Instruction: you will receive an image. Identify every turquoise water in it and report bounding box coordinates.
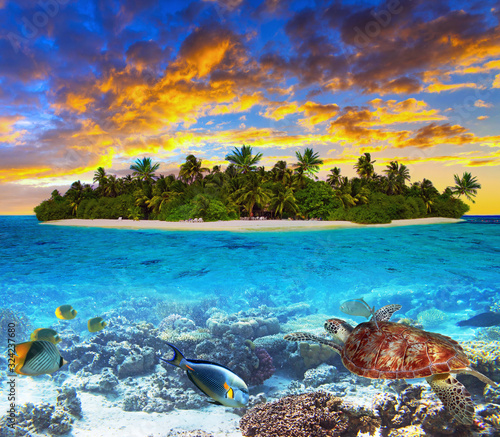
[1,215,499,336]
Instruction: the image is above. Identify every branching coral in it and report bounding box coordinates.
[239,392,380,437]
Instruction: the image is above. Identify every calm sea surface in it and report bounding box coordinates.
[1,215,499,337]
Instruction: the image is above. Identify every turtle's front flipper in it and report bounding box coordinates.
[426,373,475,425]
[284,333,341,354]
[373,304,402,322]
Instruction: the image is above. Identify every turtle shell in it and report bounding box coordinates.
[341,321,470,379]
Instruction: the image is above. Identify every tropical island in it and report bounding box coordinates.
[34,146,480,224]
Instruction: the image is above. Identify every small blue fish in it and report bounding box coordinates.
[160,343,249,408]
[340,298,374,319]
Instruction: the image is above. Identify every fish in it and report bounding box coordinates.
[30,328,61,344]
[13,340,68,376]
[88,317,107,332]
[160,342,249,408]
[55,305,77,320]
[456,311,500,327]
[340,298,375,319]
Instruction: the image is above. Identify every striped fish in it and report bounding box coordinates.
[14,340,68,376]
[160,343,249,408]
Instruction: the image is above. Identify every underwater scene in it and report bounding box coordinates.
[1,215,500,437]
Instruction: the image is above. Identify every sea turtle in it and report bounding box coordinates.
[284,305,498,425]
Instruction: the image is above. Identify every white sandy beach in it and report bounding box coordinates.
[41,217,463,232]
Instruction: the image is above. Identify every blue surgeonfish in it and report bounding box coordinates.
[160,343,249,408]
[13,340,68,376]
[340,298,375,319]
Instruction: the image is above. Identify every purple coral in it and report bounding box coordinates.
[158,314,182,331]
[249,347,276,385]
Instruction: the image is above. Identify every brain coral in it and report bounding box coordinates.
[416,308,448,329]
[239,392,380,437]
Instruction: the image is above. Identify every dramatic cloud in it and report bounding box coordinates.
[0,0,499,214]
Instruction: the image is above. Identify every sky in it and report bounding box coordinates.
[0,0,499,215]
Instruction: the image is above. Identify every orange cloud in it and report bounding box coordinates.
[425,81,481,93]
[298,102,340,126]
[493,74,500,88]
[262,103,299,120]
[0,115,24,143]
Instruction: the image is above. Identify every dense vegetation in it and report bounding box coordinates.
[34,147,480,224]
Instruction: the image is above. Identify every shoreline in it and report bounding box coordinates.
[40,217,464,232]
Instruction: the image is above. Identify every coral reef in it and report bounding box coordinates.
[461,340,500,383]
[63,317,161,377]
[303,364,338,388]
[397,318,424,329]
[206,311,280,340]
[416,308,449,329]
[298,342,337,369]
[240,391,380,437]
[0,387,81,436]
[0,307,31,344]
[372,383,494,436]
[249,347,276,385]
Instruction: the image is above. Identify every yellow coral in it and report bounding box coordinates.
[461,341,500,369]
[159,328,210,344]
[298,342,335,368]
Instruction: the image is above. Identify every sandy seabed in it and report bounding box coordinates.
[41,217,463,232]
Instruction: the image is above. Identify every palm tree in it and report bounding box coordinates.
[270,186,298,219]
[130,157,160,182]
[384,161,410,194]
[333,177,356,208]
[64,180,87,215]
[354,153,376,179]
[294,148,323,178]
[179,155,209,184]
[147,191,176,214]
[413,179,438,212]
[450,172,481,203]
[270,160,288,182]
[225,144,263,174]
[326,167,342,189]
[104,175,120,197]
[233,173,272,217]
[93,167,108,191]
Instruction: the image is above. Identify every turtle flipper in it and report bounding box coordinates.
[284,333,341,354]
[426,373,475,425]
[373,304,402,322]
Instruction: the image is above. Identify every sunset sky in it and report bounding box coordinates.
[1,0,499,215]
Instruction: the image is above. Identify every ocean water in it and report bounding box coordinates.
[1,215,499,338]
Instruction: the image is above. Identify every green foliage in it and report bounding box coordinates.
[33,153,479,223]
[34,198,72,221]
[331,204,392,224]
[76,195,134,219]
[191,195,230,221]
[295,180,342,219]
[161,204,194,221]
[430,195,470,218]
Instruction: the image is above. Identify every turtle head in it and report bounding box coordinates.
[324,318,353,344]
